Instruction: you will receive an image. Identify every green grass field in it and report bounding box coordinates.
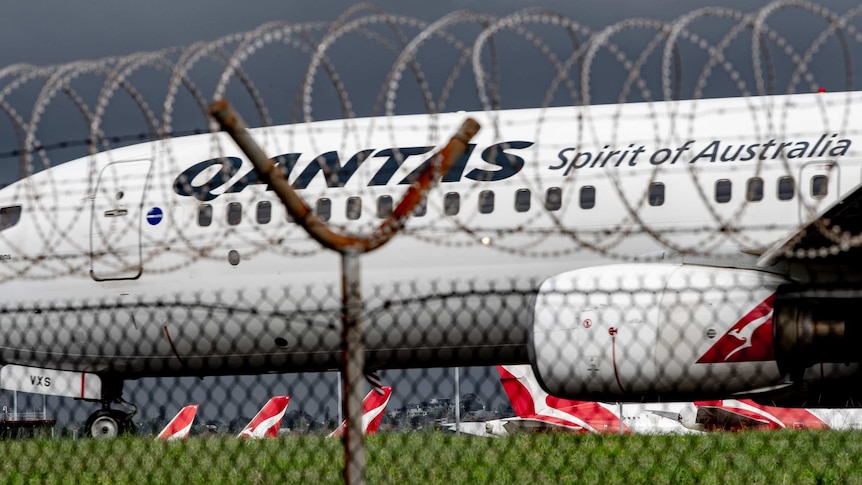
[0,430,859,484]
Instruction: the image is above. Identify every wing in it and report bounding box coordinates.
[758,181,862,268]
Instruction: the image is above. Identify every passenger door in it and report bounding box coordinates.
[90,160,151,280]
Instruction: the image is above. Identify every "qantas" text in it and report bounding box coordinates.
[173,141,533,201]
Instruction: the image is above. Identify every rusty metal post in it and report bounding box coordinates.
[341,249,364,484]
[209,99,478,485]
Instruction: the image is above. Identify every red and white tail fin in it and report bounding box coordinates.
[498,365,545,418]
[498,365,630,433]
[237,396,290,439]
[694,399,828,430]
[329,386,393,437]
[156,404,199,440]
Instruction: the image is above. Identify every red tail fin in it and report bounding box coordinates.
[498,365,540,417]
[156,404,199,440]
[237,396,290,439]
[329,386,393,437]
[695,399,828,430]
[497,365,630,433]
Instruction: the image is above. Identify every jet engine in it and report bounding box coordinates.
[530,263,790,401]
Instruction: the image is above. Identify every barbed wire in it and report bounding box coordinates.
[0,3,862,483]
[0,3,856,283]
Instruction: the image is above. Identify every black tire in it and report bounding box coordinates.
[86,410,121,439]
[86,409,135,438]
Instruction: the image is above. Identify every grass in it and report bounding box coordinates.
[0,430,859,484]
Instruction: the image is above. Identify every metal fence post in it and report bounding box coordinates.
[209,99,478,485]
[341,249,365,484]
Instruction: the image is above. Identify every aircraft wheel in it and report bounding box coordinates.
[87,410,126,439]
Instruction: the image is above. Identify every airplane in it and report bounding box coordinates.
[0,90,860,437]
[445,365,692,437]
[329,386,393,437]
[236,396,290,439]
[495,367,862,435]
[491,364,632,435]
[650,398,862,432]
[155,404,199,440]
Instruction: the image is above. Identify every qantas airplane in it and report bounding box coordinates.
[329,386,393,437]
[154,404,199,440]
[651,398,862,432]
[236,396,290,438]
[447,365,691,437]
[154,396,291,440]
[0,91,860,437]
[496,364,862,435]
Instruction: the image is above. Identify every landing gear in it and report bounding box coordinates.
[86,410,133,439]
[85,377,137,438]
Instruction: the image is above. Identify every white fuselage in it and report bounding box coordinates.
[0,91,857,379]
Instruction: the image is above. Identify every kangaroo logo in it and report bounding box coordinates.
[696,294,775,364]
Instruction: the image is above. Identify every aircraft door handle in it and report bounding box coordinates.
[104,209,128,217]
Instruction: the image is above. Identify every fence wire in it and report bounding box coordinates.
[0,1,862,484]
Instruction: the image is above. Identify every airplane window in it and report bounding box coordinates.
[316,198,331,222]
[0,205,21,232]
[413,198,427,217]
[515,189,531,213]
[746,178,763,202]
[811,175,828,199]
[479,190,494,214]
[545,187,562,211]
[377,195,393,218]
[580,186,596,209]
[198,204,212,227]
[444,192,460,216]
[715,179,732,203]
[648,182,665,206]
[346,197,362,220]
[227,202,242,226]
[256,201,272,224]
[778,176,795,200]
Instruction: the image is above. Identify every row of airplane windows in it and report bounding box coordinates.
[647,174,827,206]
[198,187,571,227]
[195,174,828,227]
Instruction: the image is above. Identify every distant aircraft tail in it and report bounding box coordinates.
[155,404,199,440]
[237,396,290,438]
[498,365,543,417]
[692,399,828,431]
[329,386,393,437]
[497,365,630,433]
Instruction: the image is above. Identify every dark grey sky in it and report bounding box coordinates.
[0,0,790,67]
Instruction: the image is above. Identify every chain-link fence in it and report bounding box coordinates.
[1,2,862,483]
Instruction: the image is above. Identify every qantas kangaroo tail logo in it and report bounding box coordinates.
[498,365,542,417]
[155,404,199,440]
[329,386,393,438]
[237,396,290,439]
[498,365,630,433]
[696,294,776,364]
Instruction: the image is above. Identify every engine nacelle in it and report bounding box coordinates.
[530,263,788,401]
